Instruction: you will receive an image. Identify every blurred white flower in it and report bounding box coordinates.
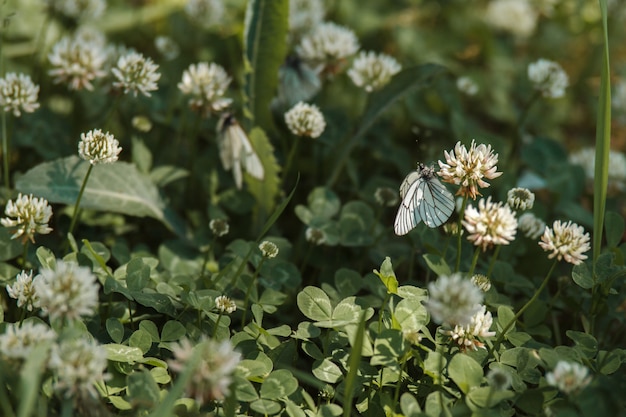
[347,51,401,93]
[178,62,232,116]
[48,34,107,91]
[456,76,479,96]
[507,187,535,211]
[487,368,513,391]
[0,321,56,360]
[185,0,224,29]
[78,129,122,165]
[546,361,591,395]
[296,22,359,68]
[112,52,161,97]
[6,270,40,311]
[440,305,495,351]
[305,227,327,245]
[44,0,106,21]
[155,36,180,61]
[34,260,99,322]
[518,212,546,239]
[0,73,40,117]
[169,337,241,403]
[374,187,399,207]
[485,0,538,38]
[289,0,325,37]
[1,194,53,243]
[463,197,517,251]
[424,273,483,326]
[49,338,109,398]
[209,218,230,237]
[539,220,590,265]
[284,101,326,138]
[528,59,569,99]
[215,295,236,314]
[569,147,626,192]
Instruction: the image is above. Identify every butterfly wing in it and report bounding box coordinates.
[240,133,265,181]
[417,176,455,228]
[399,171,421,200]
[394,173,422,235]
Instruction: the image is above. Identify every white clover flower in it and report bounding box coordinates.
[347,51,401,93]
[217,113,264,189]
[0,321,56,360]
[178,62,232,116]
[6,270,40,311]
[1,194,53,243]
[215,295,236,314]
[402,329,423,345]
[284,101,326,138]
[48,35,108,91]
[0,73,40,117]
[259,241,279,258]
[34,260,99,322]
[440,305,496,351]
[305,227,327,245]
[289,0,325,37]
[528,59,569,99]
[471,274,491,292]
[49,338,109,398]
[456,76,479,96]
[545,361,592,395]
[154,36,180,61]
[424,273,484,326]
[78,129,121,165]
[296,22,360,68]
[111,52,161,97]
[209,219,229,237]
[569,147,626,192]
[487,368,513,391]
[44,0,106,21]
[485,0,538,38]
[507,187,535,211]
[168,337,241,403]
[73,26,107,48]
[518,212,546,239]
[374,187,399,207]
[438,140,502,200]
[539,220,590,265]
[463,197,517,251]
[184,0,224,29]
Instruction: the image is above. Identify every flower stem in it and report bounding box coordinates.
[67,163,94,239]
[212,312,223,338]
[455,196,469,272]
[1,110,8,190]
[468,246,481,276]
[282,134,301,183]
[486,245,502,279]
[241,258,265,329]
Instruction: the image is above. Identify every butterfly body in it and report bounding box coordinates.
[394,163,455,235]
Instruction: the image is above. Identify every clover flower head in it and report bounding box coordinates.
[539,220,590,265]
[424,273,483,326]
[296,22,359,68]
[528,59,569,99]
[112,52,161,97]
[305,227,327,245]
[485,0,538,38]
[259,241,279,258]
[132,115,152,132]
[1,194,53,243]
[49,338,109,398]
[178,62,232,116]
[402,329,423,345]
[440,305,495,351]
[0,321,56,360]
[545,361,592,395]
[48,34,108,91]
[487,368,513,391]
[463,197,517,251]
[209,219,230,237]
[44,0,106,21]
[456,76,479,96]
[0,73,40,117]
[78,129,121,164]
[185,0,224,29]
[34,260,99,322]
[155,36,180,61]
[215,295,236,314]
[6,270,40,311]
[289,0,325,37]
[347,51,401,93]
[374,187,399,207]
[518,212,546,239]
[168,337,241,403]
[507,187,535,211]
[569,147,626,192]
[470,274,491,292]
[284,101,326,138]
[438,140,502,199]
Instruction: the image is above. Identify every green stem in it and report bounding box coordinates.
[467,247,481,276]
[67,163,94,239]
[455,196,469,272]
[485,386,495,408]
[282,134,301,183]
[486,245,502,279]
[1,110,7,190]
[491,259,558,354]
[377,292,392,333]
[241,258,265,329]
[212,312,223,338]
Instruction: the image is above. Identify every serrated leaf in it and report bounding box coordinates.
[246,127,281,225]
[15,156,185,235]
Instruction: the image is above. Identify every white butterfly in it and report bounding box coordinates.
[394,163,455,235]
[217,113,265,189]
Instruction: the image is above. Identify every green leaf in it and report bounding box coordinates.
[605,211,625,248]
[371,329,404,367]
[260,369,298,400]
[566,331,598,357]
[312,358,343,383]
[572,262,593,289]
[15,156,185,236]
[422,254,452,277]
[104,344,144,363]
[131,136,152,174]
[127,370,160,408]
[246,128,282,222]
[126,258,151,291]
[250,399,282,415]
[243,0,288,132]
[149,165,189,187]
[35,246,56,270]
[160,321,186,342]
[106,318,125,344]
[233,376,260,402]
[467,387,515,408]
[448,354,483,394]
[373,257,398,294]
[0,227,22,261]
[497,306,516,334]
[339,201,375,247]
[297,286,333,322]
[236,352,273,378]
[394,298,428,332]
[334,268,362,298]
[400,393,422,417]
[129,329,153,354]
[17,343,51,417]
[139,321,160,342]
[342,312,367,417]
